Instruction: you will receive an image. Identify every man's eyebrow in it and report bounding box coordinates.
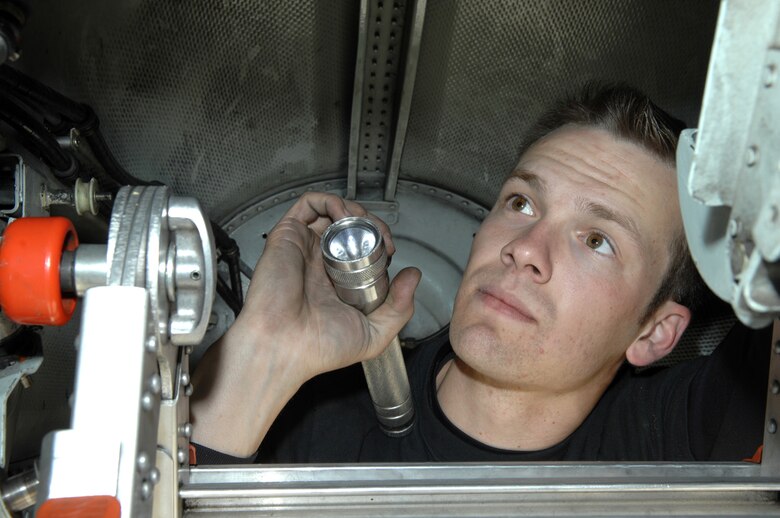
[575,197,642,245]
[509,169,548,195]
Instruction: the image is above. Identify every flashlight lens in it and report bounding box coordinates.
[328,226,377,261]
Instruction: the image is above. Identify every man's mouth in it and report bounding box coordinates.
[478,288,537,323]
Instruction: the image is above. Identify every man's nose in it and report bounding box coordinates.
[500,222,553,283]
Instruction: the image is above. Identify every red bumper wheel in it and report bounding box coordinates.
[0,217,79,325]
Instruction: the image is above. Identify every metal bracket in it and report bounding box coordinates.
[347,0,427,202]
[0,357,42,469]
[762,320,780,474]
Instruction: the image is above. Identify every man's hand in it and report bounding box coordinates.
[191,193,421,456]
[241,193,420,378]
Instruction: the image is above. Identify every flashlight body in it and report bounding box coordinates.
[321,217,415,437]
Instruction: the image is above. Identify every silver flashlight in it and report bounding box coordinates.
[320,216,415,437]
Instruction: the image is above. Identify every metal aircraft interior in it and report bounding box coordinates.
[0,0,777,515]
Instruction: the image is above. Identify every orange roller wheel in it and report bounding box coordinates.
[0,217,79,325]
[38,495,121,518]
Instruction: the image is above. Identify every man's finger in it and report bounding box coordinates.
[363,267,422,359]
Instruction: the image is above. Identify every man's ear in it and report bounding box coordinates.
[625,300,692,367]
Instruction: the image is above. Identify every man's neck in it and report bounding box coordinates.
[435,356,621,451]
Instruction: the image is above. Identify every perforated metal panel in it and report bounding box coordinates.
[400,0,720,207]
[15,1,718,217]
[17,0,359,220]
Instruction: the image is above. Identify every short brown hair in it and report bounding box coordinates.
[522,83,704,323]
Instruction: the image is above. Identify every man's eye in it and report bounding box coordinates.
[508,194,535,216]
[585,232,615,256]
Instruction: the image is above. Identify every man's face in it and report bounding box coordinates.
[449,125,681,393]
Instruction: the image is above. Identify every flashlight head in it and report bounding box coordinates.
[320,217,388,313]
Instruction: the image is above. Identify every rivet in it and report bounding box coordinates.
[148,374,162,395]
[145,337,158,353]
[184,346,193,355]
[772,380,780,395]
[136,452,150,473]
[177,447,187,465]
[746,145,759,167]
[140,481,153,500]
[149,468,160,485]
[774,340,780,355]
[769,418,778,434]
[185,384,194,397]
[179,422,193,438]
[764,63,777,87]
[727,219,741,238]
[141,392,154,411]
[180,372,190,387]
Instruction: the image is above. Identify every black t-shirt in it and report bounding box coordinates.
[242,322,769,463]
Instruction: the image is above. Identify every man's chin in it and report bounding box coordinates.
[448,321,502,356]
